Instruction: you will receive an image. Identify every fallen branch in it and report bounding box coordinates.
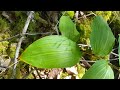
[0,32,54,42]
[34,67,41,79]
[78,44,91,47]
[111,52,119,57]
[0,34,20,42]
[109,63,120,73]
[80,57,91,69]
[25,32,54,35]
[0,61,19,75]
[11,11,34,79]
[75,11,79,22]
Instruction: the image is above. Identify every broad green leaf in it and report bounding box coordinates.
[90,16,115,57]
[19,35,81,68]
[118,34,120,66]
[59,16,80,42]
[82,60,114,79]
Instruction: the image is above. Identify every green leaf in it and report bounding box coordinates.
[118,34,120,66]
[19,35,81,68]
[59,16,80,42]
[82,60,114,79]
[90,16,115,57]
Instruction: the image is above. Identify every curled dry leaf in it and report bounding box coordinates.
[0,55,11,71]
[66,66,78,75]
[48,68,62,79]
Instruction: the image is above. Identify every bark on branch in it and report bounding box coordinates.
[11,11,34,79]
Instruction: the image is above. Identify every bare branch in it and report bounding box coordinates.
[0,32,53,42]
[111,52,119,57]
[78,44,91,47]
[112,48,118,51]
[0,61,19,75]
[11,11,34,79]
[75,11,79,22]
[109,58,118,61]
[0,34,20,42]
[80,60,96,63]
[34,67,41,79]
[80,57,91,68]
[25,32,54,35]
[52,21,59,35]
[109,63,120,73]
[78,11,96,19]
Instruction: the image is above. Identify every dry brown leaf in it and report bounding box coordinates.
[66,66,78,75]
[48,68,62,79]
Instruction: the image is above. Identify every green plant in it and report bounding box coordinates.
[19,15,118,79]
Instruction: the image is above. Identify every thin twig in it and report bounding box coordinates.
[80,57,91,68]
[118,74,120,79]
[80,58,118,63]
[0,61,19,75]
[75,11,79,22]
[109,58,118,61]
[54,11,67,35]
[80,60,96,63]
[25,32,53,35]
[78,44,91,47]
[112,48,118,51]
[111,52,119,57]
[78,11,96,19]
[11,11,34,79]
[53,20,59,35]
[109,63,120,73]
[34,67,41,79]
[109,11,118,25]
[0,34,20,42]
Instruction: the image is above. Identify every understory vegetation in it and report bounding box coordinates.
[0,11,120,79]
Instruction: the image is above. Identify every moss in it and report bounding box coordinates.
[60,72,69,79]
[77,64,85,79]
[79,18,92,45]
[9,43,17,59]
[34,12,40,20]
[0,33,10,55]
[95,11,112,21]
[0,17,9,32]
[61,11,75,19]
[5,68,13,79]
[15,62,22,79]
[78,11,112,45]
[28,21,37,32]
[109,11,120,37]
[12,11,27,33]
[26,73,34,79]
[66,11,75,19]
[13,18,26,33]
[0,18,10,55]
[78,11,112,61]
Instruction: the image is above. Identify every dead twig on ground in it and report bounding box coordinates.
[80,57,91,69]
[0,34,20,42]
[0,61,19,75]
[10,11,34,79]
[75,11,79,22]
[0,32,54,42]
[34,67,41,79]
[111,52,119,57]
